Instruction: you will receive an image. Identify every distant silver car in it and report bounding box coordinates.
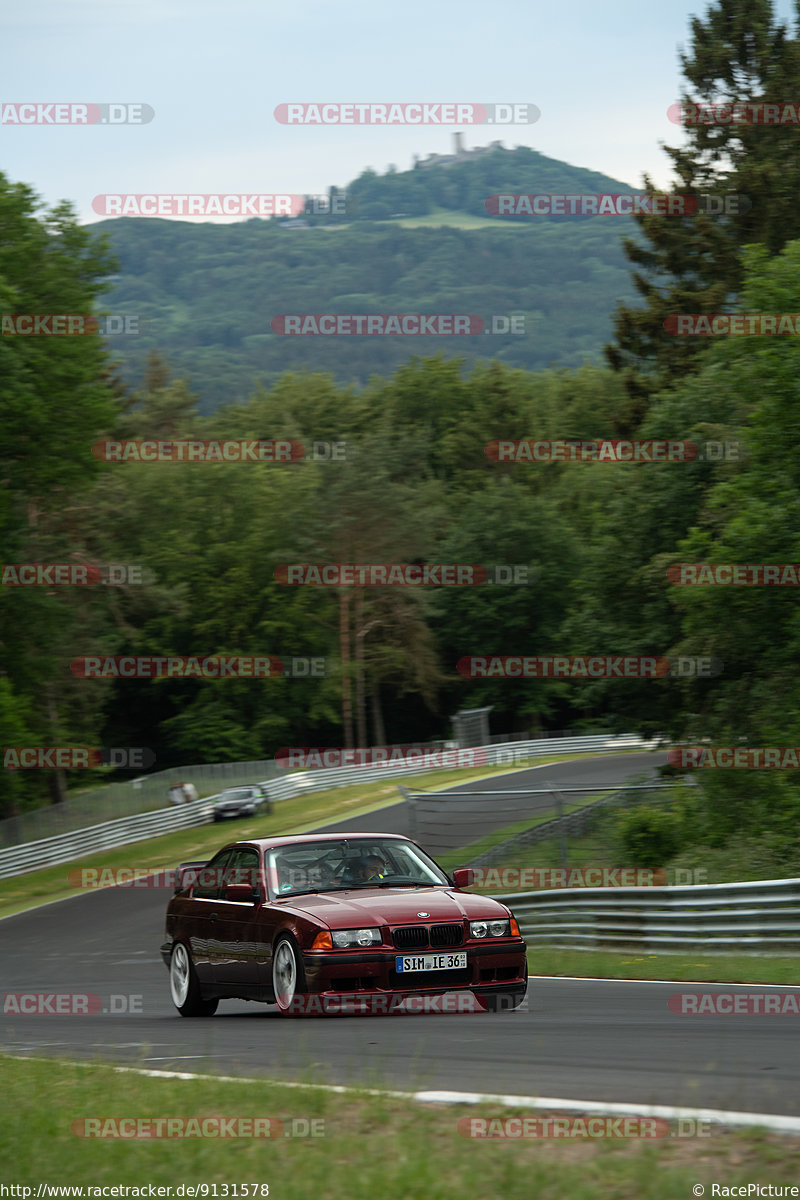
[212,784,272,822]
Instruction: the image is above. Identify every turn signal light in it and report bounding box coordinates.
[311,931,333,950]
[509,917,520,937]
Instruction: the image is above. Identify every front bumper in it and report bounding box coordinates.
[302,939,527,995]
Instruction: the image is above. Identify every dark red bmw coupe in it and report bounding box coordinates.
[161,832,528,1016]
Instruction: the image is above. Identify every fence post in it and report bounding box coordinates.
[397,785,417,841]
[545,779,569,871]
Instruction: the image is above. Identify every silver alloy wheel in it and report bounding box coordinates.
[170,942,191,1008]
[273,939,297,1010]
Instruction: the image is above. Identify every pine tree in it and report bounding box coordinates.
[606,0,800,431]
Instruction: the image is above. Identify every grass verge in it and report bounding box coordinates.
[2,1055,799,1198]
[526,948,800,984]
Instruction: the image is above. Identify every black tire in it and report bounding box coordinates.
[272,935,308,1016]
[169,941,218,1017]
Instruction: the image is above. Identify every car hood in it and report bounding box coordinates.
[278,887,511,926]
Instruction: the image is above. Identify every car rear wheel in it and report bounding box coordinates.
[272,936,308,1015]
[169,942,218,1017]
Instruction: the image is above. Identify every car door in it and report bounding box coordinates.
[211,846,269,988]
[180,847,232,985]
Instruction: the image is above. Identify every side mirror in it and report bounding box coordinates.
[452,868,475,889]
[225,883,260,903]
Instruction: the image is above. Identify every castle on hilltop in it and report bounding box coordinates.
[414,132,505,169]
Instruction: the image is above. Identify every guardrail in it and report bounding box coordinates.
[0,733,658,880]
[499,878,800,953]
[0,759,284,850]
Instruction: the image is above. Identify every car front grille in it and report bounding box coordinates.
[429,923,464,948]
[391,923,464,949]
[392,926,429,949]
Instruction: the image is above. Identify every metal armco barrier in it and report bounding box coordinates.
[500,878,800,953]
[0,734,656,879]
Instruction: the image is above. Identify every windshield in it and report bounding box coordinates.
[266,838,450,897]
[218,788,252,802]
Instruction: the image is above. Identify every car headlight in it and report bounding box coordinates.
[470,919,511,939]
[331,928,382,948]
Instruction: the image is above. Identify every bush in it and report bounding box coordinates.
[614,806,683,870]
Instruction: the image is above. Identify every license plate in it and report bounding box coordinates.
[396,952,467,972]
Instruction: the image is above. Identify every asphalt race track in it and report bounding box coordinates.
[4,752,800,1119]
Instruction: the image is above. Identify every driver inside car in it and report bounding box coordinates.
[348,854,386,884]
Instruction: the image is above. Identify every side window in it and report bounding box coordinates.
[222,848,260,894]
[193,849,231,900]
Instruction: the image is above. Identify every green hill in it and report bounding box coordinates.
[95,144,645,412]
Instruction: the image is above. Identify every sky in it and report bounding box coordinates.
[2,0,798,226]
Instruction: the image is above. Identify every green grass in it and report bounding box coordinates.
[2,1055,799,1197]
[467,823,633,891]
[0,752,627,919]
[527,947,800,983]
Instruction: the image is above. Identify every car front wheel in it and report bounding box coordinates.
[272,936,308,1016]
[169,942,218,1017]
